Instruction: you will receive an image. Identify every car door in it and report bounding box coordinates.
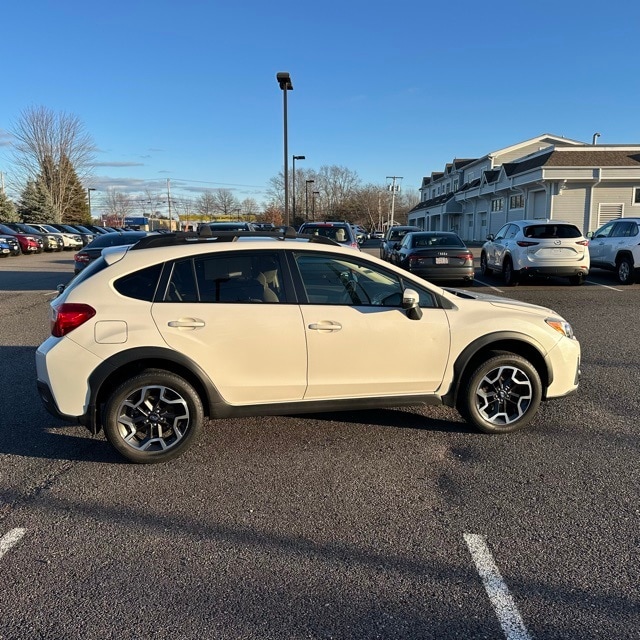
[589,220,616,264]
[291,251,451,399]
[151,250,308,405]
[603,221,635,264]
[487,224,510,269]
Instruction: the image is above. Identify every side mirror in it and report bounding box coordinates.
[586,231,594,239]
[486,234,495,241]
[402,288,423,320]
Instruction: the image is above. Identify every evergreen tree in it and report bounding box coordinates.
[59,154,91,224]
[18,179,54,223]
[0,190,19,223]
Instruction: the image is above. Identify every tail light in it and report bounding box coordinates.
[51,303,96,337]
[457,251,474,263]
[517,241,539,247]
[74,252,90,264]
[575,240,589,246]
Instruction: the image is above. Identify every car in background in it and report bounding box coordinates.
[201,222,256,233]
[50,223,95,246]
[28,223,83,251]
[380,225,421,261]
[5,223,63,252]
[372,230,385,240]
[0,223,43,254]
[588,217,640,284]
[481,220,590,286]
[297,221,360,250]
[0,237,11,257]
[0,234,21,256]
[393,231,475,284]
[73,231,150,274]
[36,227,582,464]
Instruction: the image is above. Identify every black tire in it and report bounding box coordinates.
[503,257,518,286]
[458,353,542,434]
[103,369,204,464]
[616,256,635,285]
[569,273,585,286]
[480,252,491,276]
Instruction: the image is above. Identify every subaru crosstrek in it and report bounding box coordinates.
[36,229,581,463]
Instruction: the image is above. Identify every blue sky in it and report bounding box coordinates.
[1,0,638,212]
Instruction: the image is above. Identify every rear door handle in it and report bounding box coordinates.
[308,321,342,332]
[168,318,206,329]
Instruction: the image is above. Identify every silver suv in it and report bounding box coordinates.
[297,221,359,250]
[36,229,581,463]
[481,220,590,286]
[588,217,640,284]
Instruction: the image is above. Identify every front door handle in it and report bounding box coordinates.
[308,321,342,332]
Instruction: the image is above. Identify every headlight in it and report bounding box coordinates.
[545,317,575,339]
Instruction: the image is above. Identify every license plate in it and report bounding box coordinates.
[435,257,448,264]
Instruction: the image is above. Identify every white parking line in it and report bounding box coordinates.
[464,533,532,640]
[473,279,504,293]
[585,280,623,291]
[0,528,26,560]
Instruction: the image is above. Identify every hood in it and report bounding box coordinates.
[442,287,557,316]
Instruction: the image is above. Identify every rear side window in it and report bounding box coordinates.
[114,264,162,301]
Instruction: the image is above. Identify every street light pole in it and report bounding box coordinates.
[276,72,293,227]
[87,188,96,220]
[305,179,314,220]
[292,155,305,225]
[312,191,320,221]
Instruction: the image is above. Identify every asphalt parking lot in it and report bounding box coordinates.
[0,248,638,639]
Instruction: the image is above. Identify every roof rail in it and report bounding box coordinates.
[130,226,339,251]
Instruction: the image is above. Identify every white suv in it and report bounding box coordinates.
[588,217,640,284]
[36,229,581,463]
[481,220,590,286]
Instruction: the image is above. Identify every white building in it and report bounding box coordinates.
[408,134,640,241]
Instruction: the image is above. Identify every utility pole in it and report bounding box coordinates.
[167,178,173,230]
[0,172,4,195]
[386,176,403,227]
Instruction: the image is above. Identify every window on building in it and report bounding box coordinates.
[453,179,459,191]
[633,187,640,205]
[510,194,524,209]
[491,198,504,212]
[445,184,450,193]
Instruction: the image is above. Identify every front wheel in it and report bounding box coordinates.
[103,369,204,463]
[480,252,491,276]
[458,353,542,434]
[616,256,635,285]
[503,258,518,286]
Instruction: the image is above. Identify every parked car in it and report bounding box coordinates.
[201,222,256,232]
[587,217,640,284]
[0,234,21,256]
[37,227,581,464]
[480,220,590,286]
[393,231,475,284]
[380,225,421,261]
[5,223,63,252]
[0,237,11,257]
[73,231,150,274]
[50,223,95,246]
[297,221,360,250]
[0,223,43,254]
[28,223,83,251]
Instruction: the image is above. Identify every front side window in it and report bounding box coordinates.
[294,253,405,307]
[594,221,616,238]
[494,224,509,240]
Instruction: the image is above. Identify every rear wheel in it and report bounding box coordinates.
[103,369,204,464]
[458,353,542,434]
[616,256,635,285]
[569,273,585,286]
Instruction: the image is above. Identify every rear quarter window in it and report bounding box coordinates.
[114,264,163,301]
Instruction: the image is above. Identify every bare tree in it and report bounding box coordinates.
[10,106,96,223]
[195,190,217,221]
[240,197,259,219]
[212,188,239,217]
[104,188,134,225]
